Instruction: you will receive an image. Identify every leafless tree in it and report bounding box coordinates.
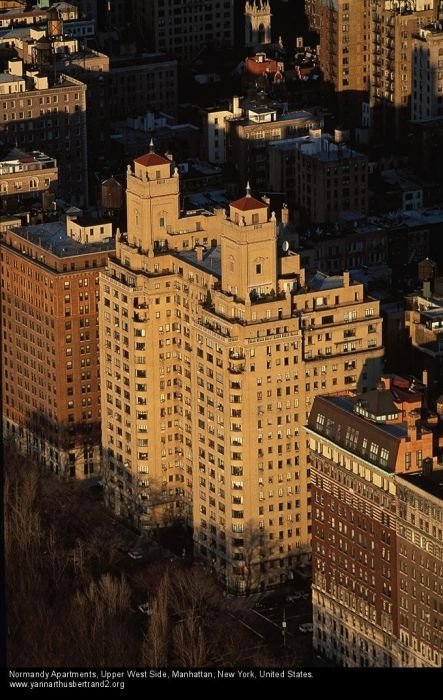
[141,571,170,666]
[243,520,266,594]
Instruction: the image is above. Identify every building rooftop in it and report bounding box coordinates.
[308,271,347,291]
[134,152,171,167]
[184,189,230,210]
[230,194,268,211]
[11,221,114,258]
[0,147,56,170]
[294,133,365,162]
[307,378,428,474]
[400,470,443,501]
[178,246,221,277]
[0,73,23,83]
[110,53,176,69]
[73,215,111,228]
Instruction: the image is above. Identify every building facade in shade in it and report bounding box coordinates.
[0,60,87,206]
[0,218,115,478]
[368,0,437,140]
[412,23,443,122]
[131,0,234,62]
[305,0,321,32]
[224,99,324,190]
[99,146,384,592]
[108,54,178,119]
[319,0,371,126]
[306,379,442,667]
[291,131,368,225]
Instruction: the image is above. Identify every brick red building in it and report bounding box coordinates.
[306,376,442,667]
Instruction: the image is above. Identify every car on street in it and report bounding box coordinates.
[299,622,313,634]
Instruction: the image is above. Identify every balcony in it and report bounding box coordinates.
[229,350,245,360]
[228,363,245,374]
[249,289,286,305]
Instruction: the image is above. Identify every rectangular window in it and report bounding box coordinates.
[380,448,389,467]
[369,442,379,461]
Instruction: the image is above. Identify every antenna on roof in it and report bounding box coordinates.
[246,181,251,197]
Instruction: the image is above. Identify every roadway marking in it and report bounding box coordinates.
[252,609,282,629]
[227,612,265,640]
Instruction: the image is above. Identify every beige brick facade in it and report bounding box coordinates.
[100,149,383,592]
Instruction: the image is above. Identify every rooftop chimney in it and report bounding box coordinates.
[8,59,23,77]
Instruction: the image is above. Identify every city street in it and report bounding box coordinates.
[225,580,326,666]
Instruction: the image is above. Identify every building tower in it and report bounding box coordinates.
[245,0,272,48]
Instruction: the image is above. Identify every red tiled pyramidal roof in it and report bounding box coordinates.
[230,195,268,211]
[134,152,170,167]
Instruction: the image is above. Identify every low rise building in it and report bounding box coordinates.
[0,145,57,214]
[291,131,368,225]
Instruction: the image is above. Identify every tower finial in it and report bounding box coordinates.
[246,181,251,197]
[149,138,154,153]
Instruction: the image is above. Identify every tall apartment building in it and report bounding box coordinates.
[1,217,115,478]
[319,0,371,126]
[292,131,368,225]
[99,146,383,592]
[132,0,235,62]
[306,378,443,667]
[412,23,443,121]
[369,0,437,140]
[0,59,87,206]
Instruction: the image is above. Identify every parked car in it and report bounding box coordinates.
[128,551,143,560]
[299,622,313,634]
